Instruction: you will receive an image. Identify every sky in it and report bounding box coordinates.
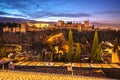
[0,0,120,23]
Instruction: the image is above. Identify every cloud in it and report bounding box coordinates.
[28,11,91,19]
[0,11,9,15]
[52,13,91,17]
[96,11,120,14]
[0,0,92,20]
[0,11,26,18]
[12,14,26,17]
[0,0,91,19]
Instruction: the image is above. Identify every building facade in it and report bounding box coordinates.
[3,23,26,33]
[3,20,92,33]
[57,20,92,31]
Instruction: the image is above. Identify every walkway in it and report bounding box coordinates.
[15,61,120,68]
[0,70,114,80]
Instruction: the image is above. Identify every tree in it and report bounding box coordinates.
[0,37,6,70]
[36,53,42,62]
[0,37,6,59]
[0,47,6,59]
[50,47,55,62]
[50,52,53,62]
[91,30,99,54]
[67,29,74,62]
[91,30,103,63]
[112,37,120,63]
[91,44,103,63]
[58,54,61,61]
[113,37,118,52]
[75,43,81,62]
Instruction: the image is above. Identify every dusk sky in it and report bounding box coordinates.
[0,0,120,23]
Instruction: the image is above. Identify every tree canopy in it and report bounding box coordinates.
[67,29,74,62]
[75,43,81,62]
[91,30,103,63]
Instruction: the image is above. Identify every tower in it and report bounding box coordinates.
[20,23,26,33]
[57,20,64,27]
[77,24,82,32]
[84,20,89,27]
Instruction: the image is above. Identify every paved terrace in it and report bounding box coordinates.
[0,61,120,79]
[0,70,114,80]
[14,62,120,79]
[15,61,120,68]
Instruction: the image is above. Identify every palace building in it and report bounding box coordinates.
[27,21,55,31]
[3,20,92,33]
[3,23,27,33]
[57,20,92,31]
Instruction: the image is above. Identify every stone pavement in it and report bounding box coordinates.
[0,70,115,80]
[15,61,120,68]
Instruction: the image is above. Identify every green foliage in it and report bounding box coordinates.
[36,53,42,62]
[91,30,99,54]
[15,46,21,52]
[113,37,119,52]
[0,47,6,58]
[50,47,55,62]
[91,30,103,63]
[0,38,6,59]
[58,54,61,61]
[91,44,103,63]
[50,52,53,62]
[75,43,81,62]
[67,29,74,62]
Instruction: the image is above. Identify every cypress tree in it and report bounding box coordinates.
[75,43,81,62]
[0,38,6,59]
[37,53,42,62]
[112,37,120,63]
[67,29,73,62]
[91,44,103,63]
[91,30,99,54]
[91,30,99,63]
[113,37,118,52]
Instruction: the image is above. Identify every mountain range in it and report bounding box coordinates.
[0,17,55,24]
